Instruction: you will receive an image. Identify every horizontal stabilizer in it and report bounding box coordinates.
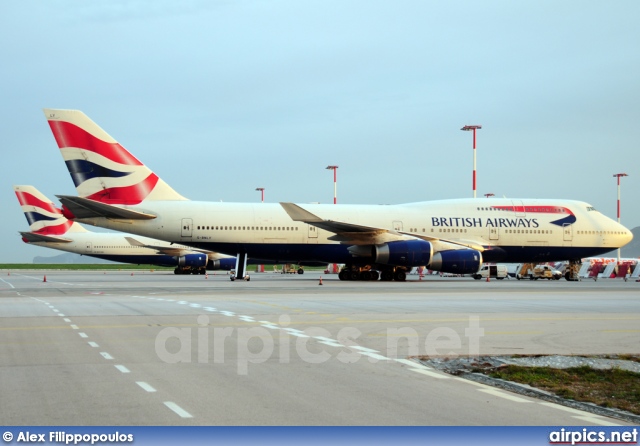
[20,231,72,244]
[56,195,157,220]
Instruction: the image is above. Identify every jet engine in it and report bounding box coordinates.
[429,249,482,274]
[177,253,208,267]
[373,240,433,267]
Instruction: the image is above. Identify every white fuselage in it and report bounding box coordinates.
[72,197,633,265]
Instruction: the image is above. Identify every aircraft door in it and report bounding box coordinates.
[308,225,318,238]
[181,218,193,238]
[511,200,526,217]
[489,227,499,241]
[563,223,572,242]
[86,241,92,253]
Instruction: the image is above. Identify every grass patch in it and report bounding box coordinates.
[489,365,640,415]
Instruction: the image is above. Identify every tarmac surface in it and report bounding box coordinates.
[0,269,638,426]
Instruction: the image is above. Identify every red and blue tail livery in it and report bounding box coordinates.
[44,109,186,205]
[14,185,84,236]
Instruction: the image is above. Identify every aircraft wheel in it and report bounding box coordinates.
[297,268,304,274]
[361,271,373,281]
[371,271,380,281]
[380,270,393,281]
[350,271,360,280]
[338,270,349,281]
[394,270,407,281]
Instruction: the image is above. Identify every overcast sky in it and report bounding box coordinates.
[2,1,639,263]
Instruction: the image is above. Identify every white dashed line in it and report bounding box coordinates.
[203,307,217,312]
[410,368,450,379]
[78,332,88,338]
[88,342,99,348]
[479,388,532,403]
[136,382,156,392]
[238,315,254,322]
[63,318,71,322]
[164,402,193,418]
[220,311,235,317]
[394,358,428,368]
[70,324,79,330]
[189,303,201,308]
[100,352,114,360]
[114,365,130,373]
[53,309,59,313]
[58,314,65,317]
[571,415,620,426]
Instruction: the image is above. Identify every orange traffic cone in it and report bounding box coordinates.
[205,273,209,279]
[43,275,47,283]
[319,276,323,285]
[486,275,490,282]
[131,272,134,276]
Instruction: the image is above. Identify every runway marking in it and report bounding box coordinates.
[164,402,193,418]
[177,301,188,305]
[88,342,99,348]
[189,303,202,308]
[479,388,532,403]
[394,358,430,369]
[203,307,217,312]
[0,278,15,288]
[351,345,379,354]
[136,382,156,392]
[63,318,71,322]
[410,368,449,379]
[115,365,130,373]
[78,332,88,338]
[220,311,235,317]
[572,415,621,426]
[70,324,79,330]
[100,352,114,360]
[361,352,390,361]
[283,328,308,338]
[261,322,280,330]
[58,314,65,317]
[239,316,255,322]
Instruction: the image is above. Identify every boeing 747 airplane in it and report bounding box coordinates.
[15,185,236,273]
[44,109,633,281]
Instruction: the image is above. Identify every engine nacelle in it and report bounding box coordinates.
[177,253,208,267]
[208,257,236,271]
[374,240,432,267]
[429,249,482,274]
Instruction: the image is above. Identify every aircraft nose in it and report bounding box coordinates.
[623,228,634,245]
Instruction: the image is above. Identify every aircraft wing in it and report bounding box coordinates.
[20,231,73,244]
[124,237,215,257]
[280,202,485,251]
[56,195,157,220]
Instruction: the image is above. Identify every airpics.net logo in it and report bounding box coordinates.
[549,428,638,445]
[153,314,484,375]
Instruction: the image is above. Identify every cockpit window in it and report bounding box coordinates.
[586,206,597,212]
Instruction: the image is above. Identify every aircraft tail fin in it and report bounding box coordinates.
[43,109,187,204]
[14,185,88,235]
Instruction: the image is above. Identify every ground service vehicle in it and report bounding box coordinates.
[472,264,508,280]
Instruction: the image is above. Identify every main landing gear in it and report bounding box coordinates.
[338,265,409,282]
[564,259,581,281]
